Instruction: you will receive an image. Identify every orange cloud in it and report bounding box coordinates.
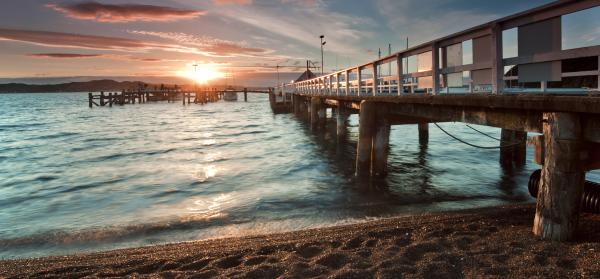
[128,30,271,57]
[46,2,206,23]
[26,53,103,58]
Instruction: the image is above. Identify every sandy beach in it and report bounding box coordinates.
[1,204,599,278]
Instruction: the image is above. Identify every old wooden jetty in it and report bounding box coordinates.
[88,87,274,107]
[276,0,600,242]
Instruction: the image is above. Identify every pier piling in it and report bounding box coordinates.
[418,123,429,145]
[356,101,377,176]
[336,103,350,140]
[533,112,585,241]
[500,129,527,168]
[310,97,322,127]
[372,108,391,176]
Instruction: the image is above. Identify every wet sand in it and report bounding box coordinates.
[1,204,599,278]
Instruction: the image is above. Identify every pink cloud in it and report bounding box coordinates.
[46,2,206,23]
[0,28,196,53]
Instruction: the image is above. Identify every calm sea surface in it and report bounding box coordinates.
[1,92,594,259]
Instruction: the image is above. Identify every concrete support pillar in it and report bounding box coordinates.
[356,101,389,176]
[310,97,321,127]
[418,123,429,145]
[500,129,527,168]
[336,104,350,140]
[356,101,376,176]
[533,112,585,241]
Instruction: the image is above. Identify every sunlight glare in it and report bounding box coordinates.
[179,63,224,84]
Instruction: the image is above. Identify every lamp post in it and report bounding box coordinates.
[320,35,326,75]
[192,63,198,92]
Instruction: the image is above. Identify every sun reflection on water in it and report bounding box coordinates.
[187,193,235,217]
[194,165,218,182]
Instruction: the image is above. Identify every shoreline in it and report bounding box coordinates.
[1,204,599,278]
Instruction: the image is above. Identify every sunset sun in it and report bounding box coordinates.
[179,63,225,84]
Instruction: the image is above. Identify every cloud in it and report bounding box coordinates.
[213,0,252,5]
[26,53,103,58]
[375,0,500,46]
[128,30,272,57]
[219,3,373,57]
[25,52,184,62]
[0,28,196,53]
[46,2,206,23]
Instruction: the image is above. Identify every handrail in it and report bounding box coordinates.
[290,0,600,96]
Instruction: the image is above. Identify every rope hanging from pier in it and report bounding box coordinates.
[466,124,501,141]
[433,123,524,150]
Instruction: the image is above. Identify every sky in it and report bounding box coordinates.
[0,0,590,85]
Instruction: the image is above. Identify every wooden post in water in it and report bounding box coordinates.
[109,93,113,107]
[187,92,191,104]
[100,92,105,106]
[120,91,125,105]
[500,129,527,168]
[356,101,377,176]
[533,112,585,241]
[418,123,429,145]
[88,93,93,108]
[244,88,248,102]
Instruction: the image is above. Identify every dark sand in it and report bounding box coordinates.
[1,204,599,278]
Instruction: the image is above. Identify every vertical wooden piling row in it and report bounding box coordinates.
[500,129,527,168]
[356,101,377,176]
[418,123,429,145]
[533,112,585,241]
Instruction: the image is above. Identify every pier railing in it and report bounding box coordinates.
[293,0,600,96]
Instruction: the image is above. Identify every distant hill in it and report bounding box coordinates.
[0,79,161,93]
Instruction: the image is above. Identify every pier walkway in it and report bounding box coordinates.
[278,0,600,242]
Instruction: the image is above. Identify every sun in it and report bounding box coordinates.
[178,63,225,84]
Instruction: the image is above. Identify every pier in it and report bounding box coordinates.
[277,0,600,241]
[88,87,273,107]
